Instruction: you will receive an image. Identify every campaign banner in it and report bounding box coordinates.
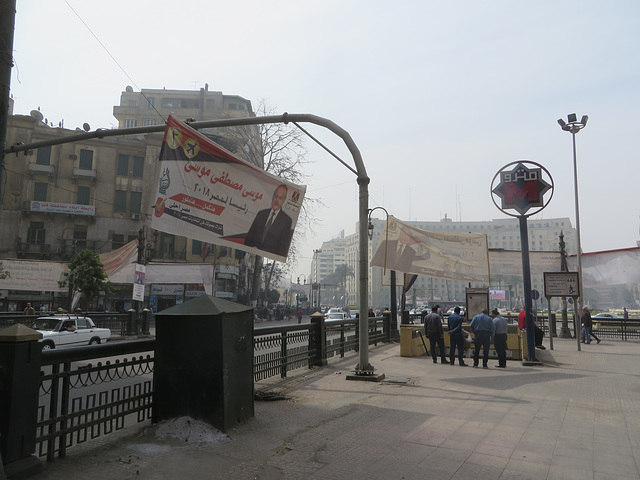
[370,216,490,282]
[150,116,306,262]
[132,264,145,301]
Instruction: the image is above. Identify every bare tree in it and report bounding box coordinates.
[221,100,322,303]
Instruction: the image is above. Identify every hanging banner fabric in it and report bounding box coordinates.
[568,246,640,286]
[370,216,490,282]
[98,239,139,277]
[150,116,306,262]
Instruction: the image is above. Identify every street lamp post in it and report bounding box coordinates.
[367,207,397,332]
[313,249,322,311]
[558,113,588,349]
[297,274,308,314]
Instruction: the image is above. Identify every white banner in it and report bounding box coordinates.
[370,216,490,282]
[150,116,306,262]
[0,259,67,292]
[568,246,640,287]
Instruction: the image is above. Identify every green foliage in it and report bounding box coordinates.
[60,250,112,306]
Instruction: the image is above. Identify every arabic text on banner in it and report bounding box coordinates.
[370,216,490,283]
[150,116,306,262]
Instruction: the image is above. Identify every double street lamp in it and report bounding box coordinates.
[558,113,588,344]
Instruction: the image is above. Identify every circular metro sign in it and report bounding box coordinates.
[491,161,554,217]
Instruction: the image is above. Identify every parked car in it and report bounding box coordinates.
[33,315,111,350]
[325,312,349,321]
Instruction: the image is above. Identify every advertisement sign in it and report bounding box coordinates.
[30,201,95,216]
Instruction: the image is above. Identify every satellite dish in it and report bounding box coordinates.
[83,123,91,132]
[30,110,44,121]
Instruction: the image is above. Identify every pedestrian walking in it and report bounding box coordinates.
[447,306,467,366]
[296,308,304,324]
[425,306,449,364]
[491,309,508,368]
[23,302,35,315]
[470,309,494,368]
[581,306,592,344]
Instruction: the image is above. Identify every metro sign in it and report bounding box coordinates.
[492,162,552,216]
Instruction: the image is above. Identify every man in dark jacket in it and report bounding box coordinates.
[425,306,449,364]
[447,306,467,366]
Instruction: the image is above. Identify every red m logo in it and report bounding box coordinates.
[505,181,538,204]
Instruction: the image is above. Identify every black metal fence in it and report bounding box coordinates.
[2,314,392,470]
[37,340,155,461]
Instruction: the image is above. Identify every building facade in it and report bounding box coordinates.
[0,86,260,311]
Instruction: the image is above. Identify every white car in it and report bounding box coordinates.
[325,312,350,321]
[34,315,111,350]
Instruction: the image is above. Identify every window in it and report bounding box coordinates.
[74,225,87,250]
[228,103,237,110]
[117,155,129,176]
[77,186,91,205]
[130,191,142,214]
[114,190,127,213]
[79,149,93,170]
[146,98,155,108]
[132,156,144,178]
[36,146,51,165]
[33,182,48,201]
[28,222,45,244]
[142,118,156,126]
[127,99,138,107]
[192,239,203,255]
[112,233,124,250]
[162,98,182,108]
[125,119,138,128]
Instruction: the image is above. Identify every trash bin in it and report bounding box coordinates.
[153,295,254,432]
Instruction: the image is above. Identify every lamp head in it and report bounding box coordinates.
[567,113,577,123]
[367,220,374,240]
[581,115,588,126]
[557,119,566,127]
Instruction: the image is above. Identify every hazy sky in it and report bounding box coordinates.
[9,1,640,280]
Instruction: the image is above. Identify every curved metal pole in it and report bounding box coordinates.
[4,113,375,373]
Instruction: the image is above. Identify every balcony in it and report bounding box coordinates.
[72,168,97,180]
[28,162,55,176]
[17,243,51,259]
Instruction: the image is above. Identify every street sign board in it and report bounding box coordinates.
[543,272,579,298]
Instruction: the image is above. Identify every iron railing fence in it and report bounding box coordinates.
[37,340,155,461]
[30,315,391,462]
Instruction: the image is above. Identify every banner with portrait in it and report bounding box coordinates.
[370,216,490,282]
[150,116,306,262]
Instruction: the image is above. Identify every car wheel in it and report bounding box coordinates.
[89,338,101,345]
[41,341,55,350]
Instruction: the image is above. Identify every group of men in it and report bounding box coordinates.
[424,305,545,369]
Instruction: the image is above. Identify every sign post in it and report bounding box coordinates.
[491,161,554,362]
[544,272,580,352]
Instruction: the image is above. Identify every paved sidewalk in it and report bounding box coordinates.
[33,338,640,480]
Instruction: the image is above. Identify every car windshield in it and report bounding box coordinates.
[326,313,344,319]
[33,318,60,331]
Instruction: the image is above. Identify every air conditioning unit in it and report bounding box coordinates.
[131,213,141,220]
